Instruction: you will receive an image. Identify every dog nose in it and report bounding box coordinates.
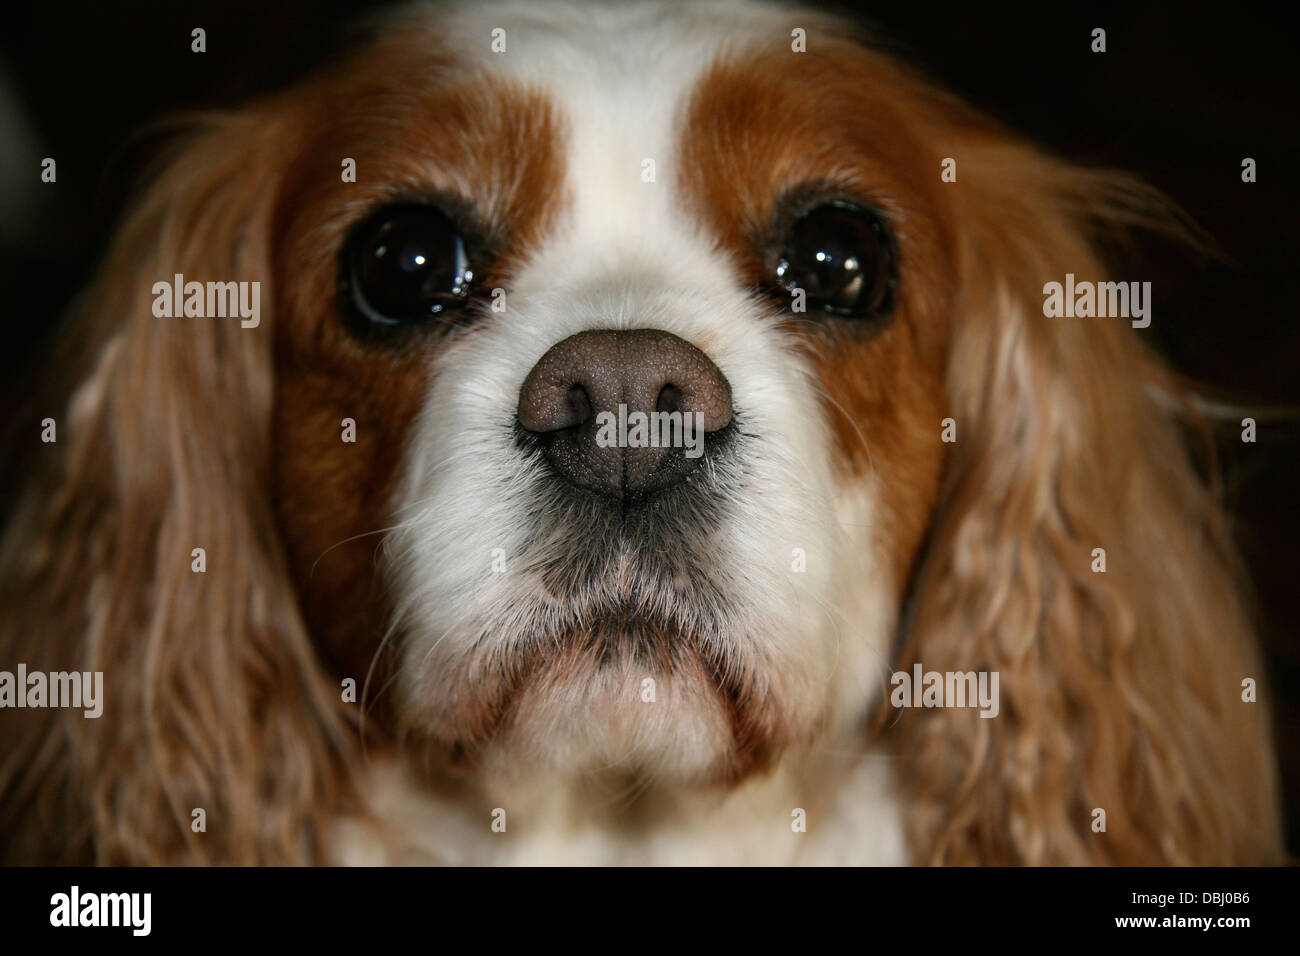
[517,329,733,498]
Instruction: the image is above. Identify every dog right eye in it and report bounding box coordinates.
[771,199,899,322]
[338,203,479,333]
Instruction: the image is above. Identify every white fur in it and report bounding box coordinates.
[338,0,904,865]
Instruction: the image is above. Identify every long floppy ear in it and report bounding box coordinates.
[0,107,355,863]
[894,134,1283,864]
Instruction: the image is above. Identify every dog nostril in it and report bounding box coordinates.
[563,385,593,428]
[656,384,684,416]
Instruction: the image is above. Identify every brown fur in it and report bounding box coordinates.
[0,104,354,863]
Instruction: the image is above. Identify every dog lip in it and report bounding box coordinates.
[532,601,698,650]
[531,560,716,615]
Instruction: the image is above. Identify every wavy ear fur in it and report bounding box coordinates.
[894,130,1283,864]
[0,107,356,863]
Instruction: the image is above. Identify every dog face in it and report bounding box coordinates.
[271,1,951,785]
[1,0,1280,865]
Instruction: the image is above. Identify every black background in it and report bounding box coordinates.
[0,1,1296,856]
[0,864,1290,937]
[0,864,1289,938]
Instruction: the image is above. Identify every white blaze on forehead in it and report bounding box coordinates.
[434,0,793,272]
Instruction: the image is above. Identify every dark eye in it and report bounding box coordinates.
[339,203,478,332]
[773,200,898,320]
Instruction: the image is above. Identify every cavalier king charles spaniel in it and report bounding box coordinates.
[0,0,1283,865]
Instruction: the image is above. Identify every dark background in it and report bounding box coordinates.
[1,1,1296,855]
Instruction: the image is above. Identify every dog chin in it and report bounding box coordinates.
[398,609,825,786]
[483,650,737,783]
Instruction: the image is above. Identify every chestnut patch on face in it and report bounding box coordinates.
[677,41,958,586]
[267,45,566,696]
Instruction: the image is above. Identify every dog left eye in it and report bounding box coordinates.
[773,200,898,320]
[339,202,477,332]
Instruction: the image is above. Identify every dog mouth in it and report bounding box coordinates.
[398,563,790,782]
[394,422,813,782]
[520,465,741,608]
[493,408,751,646]
[416,602,789,784]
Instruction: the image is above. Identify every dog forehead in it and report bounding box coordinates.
[437,0,794,83]
[426,0,801,270]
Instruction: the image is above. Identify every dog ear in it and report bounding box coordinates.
[0,106,357,863]
[892,135,1282,864]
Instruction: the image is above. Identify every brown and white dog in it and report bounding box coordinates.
[0,0,1282,864]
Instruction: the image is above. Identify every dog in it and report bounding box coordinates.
[0,0,1281,864]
